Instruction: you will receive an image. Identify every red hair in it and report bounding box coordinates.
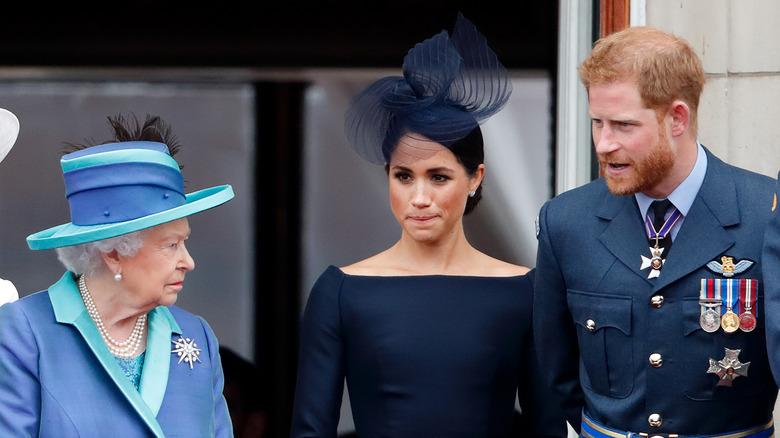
[579,26,706,136]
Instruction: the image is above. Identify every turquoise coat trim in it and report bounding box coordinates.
[49,272,181,437]
[0,271,233,437]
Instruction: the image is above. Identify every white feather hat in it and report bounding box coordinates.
[0,108,19,163]
[0,108,20,305]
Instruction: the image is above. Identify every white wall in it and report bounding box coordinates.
[647,0,780,178]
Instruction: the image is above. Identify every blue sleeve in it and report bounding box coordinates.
[532,201,584,431]
[516,270,569,437]
[291,267,346,438]
[200,316,234,438]
[0,301,42,436]
[762,173,780,388]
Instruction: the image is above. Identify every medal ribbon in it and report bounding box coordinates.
[737,279,745,314]
[699,278,722,314]
[740,279,757,314]
[738,279,759,332]
[645,206,682,240]
[723,279,738,314]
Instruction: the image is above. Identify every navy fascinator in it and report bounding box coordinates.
[344,13,512,164]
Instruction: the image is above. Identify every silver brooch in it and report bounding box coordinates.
[171,336,202,369]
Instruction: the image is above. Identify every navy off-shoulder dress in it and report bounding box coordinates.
[291,266,565,438]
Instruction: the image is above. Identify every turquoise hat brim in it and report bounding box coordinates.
[27,185,234,250]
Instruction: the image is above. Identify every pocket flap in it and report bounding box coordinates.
[568,289,632,335]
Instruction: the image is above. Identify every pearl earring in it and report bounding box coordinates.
[114,272,122,281]
[469,190,476,198]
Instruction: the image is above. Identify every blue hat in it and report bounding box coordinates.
[26,141,234,250]
[344,13,512,164]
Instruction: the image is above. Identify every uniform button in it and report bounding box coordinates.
[648,353,663,367]
[648,413,663,427]
[586,319,596,332]
[651,295,664,308]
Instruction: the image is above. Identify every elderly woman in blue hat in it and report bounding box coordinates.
[0,115,235,437]
[291,15,566,437]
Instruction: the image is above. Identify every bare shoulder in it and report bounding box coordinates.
[340,247,530,277]
[475,252,530,277]
[340,250,399,276]
[490,255,531,277]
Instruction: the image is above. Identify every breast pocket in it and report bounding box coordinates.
[681,296,771,401]
[568,289,633,398]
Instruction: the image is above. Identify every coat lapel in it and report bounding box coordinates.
[597,191,656,284]
[654,152,738,291]
[595,150,738,290]
[49,272,168,438]
[139,306,180,416]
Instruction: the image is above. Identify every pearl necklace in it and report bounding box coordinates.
[78,275,146,359]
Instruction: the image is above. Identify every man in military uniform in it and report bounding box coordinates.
[533,26,778,436]
[762,173,780,406]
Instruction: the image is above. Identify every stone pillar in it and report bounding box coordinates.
[647,0,780,178]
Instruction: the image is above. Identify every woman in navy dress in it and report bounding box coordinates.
[291,14,566,438]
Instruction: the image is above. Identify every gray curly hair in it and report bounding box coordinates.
[55,229,148,276]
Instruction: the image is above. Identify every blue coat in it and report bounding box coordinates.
[533,149,778,435]
[761,172,780,388]
[0,272,233,437]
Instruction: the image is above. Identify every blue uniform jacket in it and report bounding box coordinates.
[0,272,233,437]
[761,172,780,388]
[533,149,778,434]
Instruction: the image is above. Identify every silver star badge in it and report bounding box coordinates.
[172,336,202,369]
[707,348,750,387]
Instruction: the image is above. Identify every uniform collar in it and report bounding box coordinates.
[635,142,708,219]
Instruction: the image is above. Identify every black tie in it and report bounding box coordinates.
[650,199,674,252]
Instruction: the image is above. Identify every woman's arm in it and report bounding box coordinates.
[0,302,42,436]
[199,317,234,438]
[290,268,347,438]
[516,270,568,438]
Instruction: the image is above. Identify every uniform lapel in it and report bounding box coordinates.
[50,272,167,438]
[654,152,738,291]
[597,191,656,284]
[596,149,738,290]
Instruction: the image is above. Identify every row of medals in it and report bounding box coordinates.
[699,299,756,333]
